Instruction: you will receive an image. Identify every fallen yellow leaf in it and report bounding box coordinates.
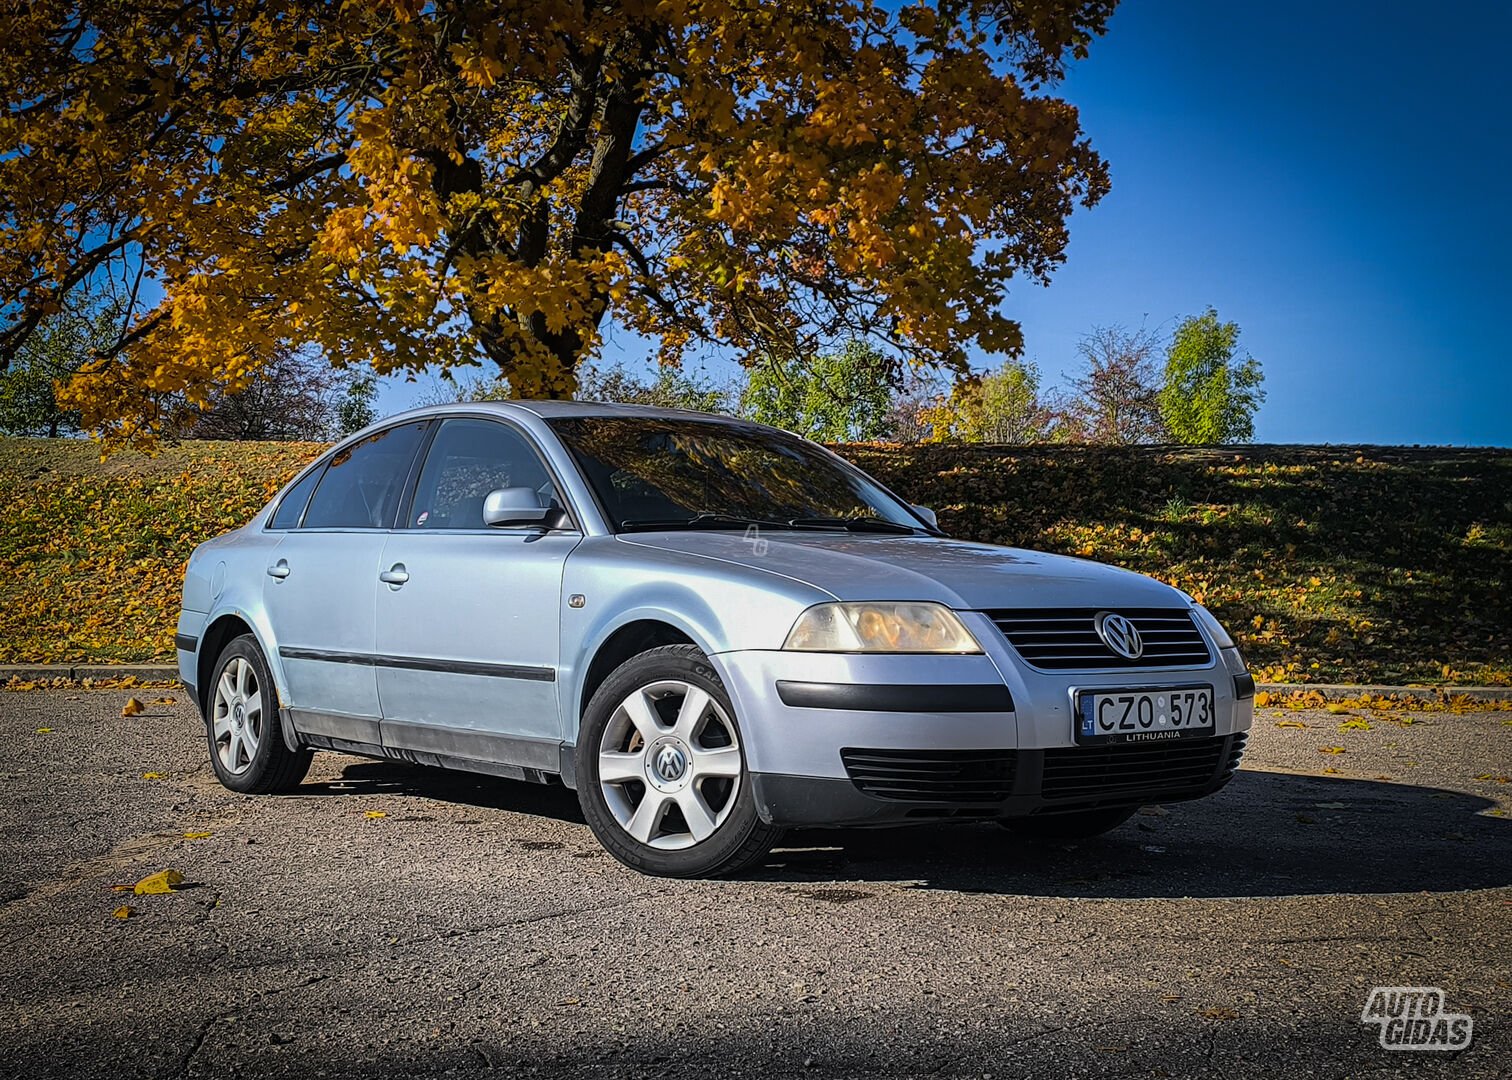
[1319,745,1346,755]
[1197,1007,1238,1021]
[152,696,176,706]
[133,869,184,895]
[364,811,387,819]
[112,905,135,920]
[141,772,164,780]
[1275,720,1307,729]
[121,697,145,717]
[183,831,212,840]
[35,727,54,734]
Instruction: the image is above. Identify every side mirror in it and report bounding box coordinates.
[483,487,551,527]
[911,504,939,529]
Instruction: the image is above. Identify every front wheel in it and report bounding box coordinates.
[205,634,312,794]
[575,645,783,877]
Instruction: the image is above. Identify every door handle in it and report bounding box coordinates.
[266,560,291,580]
[379,564,409,587]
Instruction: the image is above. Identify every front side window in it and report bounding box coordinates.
[546,417,926,533]
[301,422,428,529]
[408,418,561,530]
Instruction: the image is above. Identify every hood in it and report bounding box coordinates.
[616,532,1186,610]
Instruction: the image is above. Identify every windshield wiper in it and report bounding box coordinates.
[786,516,922,535]
[618,512,793,532]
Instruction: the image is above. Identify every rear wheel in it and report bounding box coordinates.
[1001,806,1137,841]
[205,635,312,794]
[575,645,783,877]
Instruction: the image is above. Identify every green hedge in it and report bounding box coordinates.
[3,437,1507,684]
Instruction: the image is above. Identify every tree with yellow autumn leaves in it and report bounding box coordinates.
[0,0,1115,446]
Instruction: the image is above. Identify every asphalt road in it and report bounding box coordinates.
[1,688,1508,1079]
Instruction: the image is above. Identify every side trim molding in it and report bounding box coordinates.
[174,633,198,653]
[775,680,1014,713]
[380,720,561,772]
[278,646,555,683]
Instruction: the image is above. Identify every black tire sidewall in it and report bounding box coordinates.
[205,635,296,794]
[575,645,776,877]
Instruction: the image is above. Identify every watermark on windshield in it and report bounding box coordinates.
[1361,987,1472,1051]
[743,524,768,556]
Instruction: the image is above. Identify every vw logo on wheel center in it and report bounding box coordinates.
[1095,612,1144,660]
[652,743,688,783]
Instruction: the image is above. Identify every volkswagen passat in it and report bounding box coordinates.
[177,402,1253,877]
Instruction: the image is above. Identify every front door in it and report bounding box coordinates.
[375,417,581,774]
[262,420,430,747]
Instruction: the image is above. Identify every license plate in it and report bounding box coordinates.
[1076,685,1215,744]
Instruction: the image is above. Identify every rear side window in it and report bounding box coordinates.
[302,422,427,530]
[269,464,325,530]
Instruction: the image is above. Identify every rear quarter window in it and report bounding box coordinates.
[268,464,325,530]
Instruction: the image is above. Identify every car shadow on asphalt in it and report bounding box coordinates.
[291,761,1510,898]
[758,770,1512,898]
[294,758,587,823]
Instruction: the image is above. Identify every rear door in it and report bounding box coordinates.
[375,417,581,774]
[262,421,429,747]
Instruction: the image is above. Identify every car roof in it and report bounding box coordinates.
[381,399,753,424]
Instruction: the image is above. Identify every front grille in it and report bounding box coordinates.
[1041,735,1232,803]
[841,748,1017,803]
[986,608,1212,670]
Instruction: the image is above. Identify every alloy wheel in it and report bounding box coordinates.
[597,679,744,850]
[211,656,263,775]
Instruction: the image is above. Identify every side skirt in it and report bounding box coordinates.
[285,708,567,786]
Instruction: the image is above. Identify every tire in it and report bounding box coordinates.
[204,634,312,794]
[575,645,783,878]
[1001,806,1138,841]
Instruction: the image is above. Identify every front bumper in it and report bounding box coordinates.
[715,610,1253,829]
[752,732,1248,827]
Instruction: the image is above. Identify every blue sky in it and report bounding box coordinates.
[385,0,1511,445]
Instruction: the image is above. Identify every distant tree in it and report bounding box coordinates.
[1063,325,1167,444]
[0,291,118,437]
[578,364,731,414]
[922,361,1052,443]
[418,363,730,414]
[180,351,358,441]
[1160,308,1265,443]
[415,371,514,407]
[743,340,895,441]
[337,375,379,435]
[879,372,948,443]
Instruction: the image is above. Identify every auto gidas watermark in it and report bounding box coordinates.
[1361,987,1473,1051]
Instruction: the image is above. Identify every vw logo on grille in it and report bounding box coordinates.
[654,744,688,783]
[1095,612,1144,660]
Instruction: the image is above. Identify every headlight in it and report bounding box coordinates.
[783,602,982,653]
[1189,603,1235,649]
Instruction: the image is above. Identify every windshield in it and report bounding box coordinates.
[546,416,929,534]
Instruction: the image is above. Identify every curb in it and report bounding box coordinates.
[1,663,180,683]
[2,665,1508,700]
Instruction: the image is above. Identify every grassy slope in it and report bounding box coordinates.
[2,437,1508,685]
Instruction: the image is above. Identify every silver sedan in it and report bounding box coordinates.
[176,402,1254,877]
